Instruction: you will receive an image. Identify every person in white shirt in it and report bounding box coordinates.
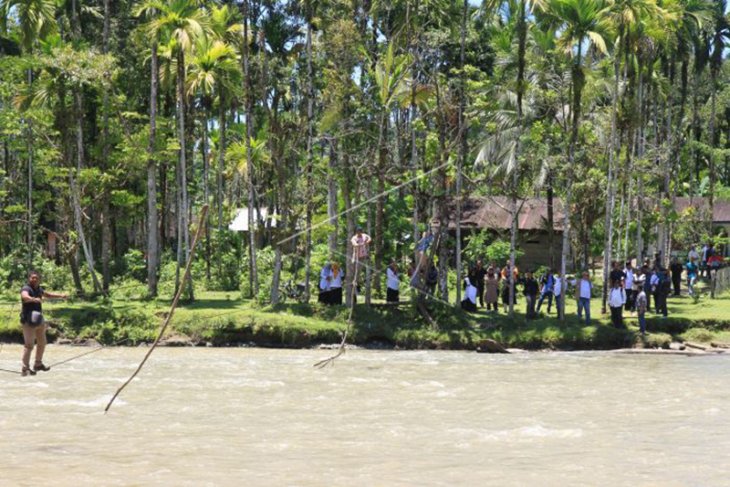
[318,263,332,304]
[461,277,478,312]
[572,271,592,324]
[386,261,400,303]
[608,280,626,328]
[329,262,343,305]
[688,245,699,264]
[350,227,372,301]
[553,271,563,319]
[623,261,635,312]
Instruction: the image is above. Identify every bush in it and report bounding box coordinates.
[109,277,148,301]
[122,249,147,282]
[485,239,524,266]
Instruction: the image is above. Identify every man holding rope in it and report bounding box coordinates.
[20,270,67,376]
[350,227,371,303]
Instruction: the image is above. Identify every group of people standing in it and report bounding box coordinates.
[459,252,705,333]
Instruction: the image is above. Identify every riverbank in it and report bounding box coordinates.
[1,291,729,351]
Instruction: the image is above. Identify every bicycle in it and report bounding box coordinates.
[277,279,309,304]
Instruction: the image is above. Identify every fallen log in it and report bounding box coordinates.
[711,342,730,349]
[684,341,708,351]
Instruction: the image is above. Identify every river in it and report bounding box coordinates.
[1,346,729,486]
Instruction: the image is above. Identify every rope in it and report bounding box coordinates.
[313,251,360,368]
[47,338,129,369]
[105,205,208,413]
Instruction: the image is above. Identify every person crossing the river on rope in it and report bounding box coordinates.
[350,227,371,302]
[20,270,68,376]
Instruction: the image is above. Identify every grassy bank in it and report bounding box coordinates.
[1,290,729,351]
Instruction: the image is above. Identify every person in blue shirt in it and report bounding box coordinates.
[642,265,654,313]
[685,259,698,297]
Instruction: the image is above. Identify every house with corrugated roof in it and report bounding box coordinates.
[434,196,565,270]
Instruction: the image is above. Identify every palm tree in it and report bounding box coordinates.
[240,0,258,298]
[149,0,209,298]
[135,0,164,296]
[187,36,238,282]
[538,0,612,320]
[372,42,411,298]
[707,0,729,230]
[600,0,667,312]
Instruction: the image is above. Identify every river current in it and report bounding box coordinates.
[1,346,729,486]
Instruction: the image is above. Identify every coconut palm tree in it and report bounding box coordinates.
[538,0,612,320]
[135,0,165,296]
[148,0,209,298]
[187,37,238,282]
[707,0,729,229]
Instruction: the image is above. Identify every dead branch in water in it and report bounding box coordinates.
[105,205,208,412]
[314,254,360,368]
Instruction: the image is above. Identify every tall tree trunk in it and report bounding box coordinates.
[509,0,527,315]
[176,48,193,300]
[327,139,338,257]
[343,158,356,308]
[26,68,33,270]
[73,90,102,293]
[303,5,315,302]
[201,104,212,283]
[455,0,467,306]
[100,0,112,293]
[243,0,258,298]
[602,41,620,313]
[70,176,102,292]
[560,43,583,322]
[147,40,159,296]
[374,113,387,297]
[216,96,226,279]
[708,66,718,235]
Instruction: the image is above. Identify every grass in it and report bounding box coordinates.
[1,287,729,351]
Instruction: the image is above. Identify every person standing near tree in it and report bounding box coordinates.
[686,258,698,298]
[609,260,625,287]
[688,245,699,264]
[330,262,343,305]
[484,267,499,312]
[572,271,593,325]
[623,261,635,312]
[386,260,400,303]
[523,270,539,319]
[553,271,563,320]
[670,257,683,296]
[20,271,68,376]
[461,276,478,312]
[636,287,648,336]
[642,265,654,313]
[654,268,670,318]
[319,263,333,304]
[608,280,626,328]
[536,268,555,314]
[469,260,487,308]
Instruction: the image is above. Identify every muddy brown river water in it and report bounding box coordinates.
[1,346,729,486]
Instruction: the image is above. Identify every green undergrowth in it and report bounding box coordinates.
[0,291,729,350]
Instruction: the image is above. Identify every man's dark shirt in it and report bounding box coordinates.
[20,284,44,324]
[523,278,539,297]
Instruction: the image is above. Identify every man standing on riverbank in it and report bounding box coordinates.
[20,271,68,376]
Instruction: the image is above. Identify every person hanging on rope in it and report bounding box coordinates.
[20,270,68,376]
[350,227,371,301]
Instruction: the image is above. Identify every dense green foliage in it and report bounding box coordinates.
[0,0,729,308]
